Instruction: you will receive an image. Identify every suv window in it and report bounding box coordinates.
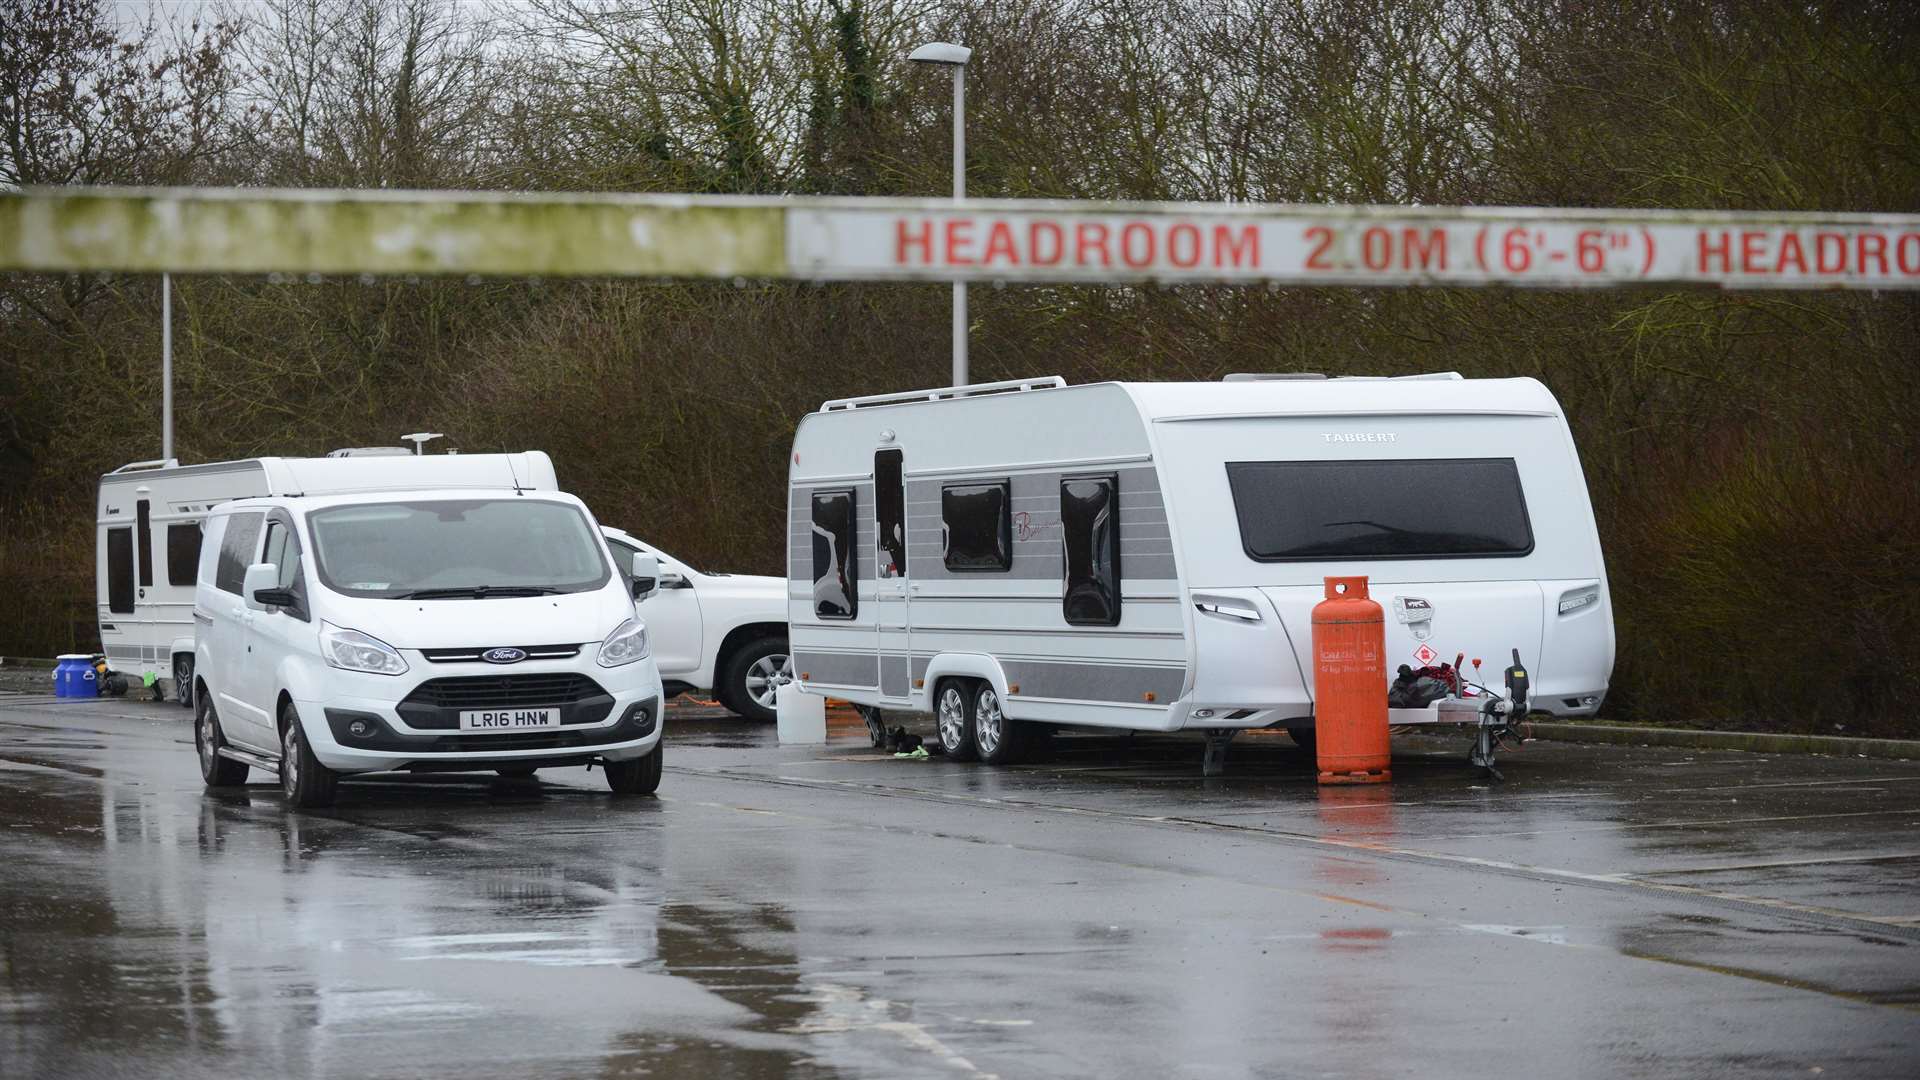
[1225,458,1534,561]
[214,512,264,595]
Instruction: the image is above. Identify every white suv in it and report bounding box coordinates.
[192,490,666,807]
[600,528,790,722]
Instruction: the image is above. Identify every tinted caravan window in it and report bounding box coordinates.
[106,527,135,613]
[874,450,906,578]
[811,489,857,619]
[214,512,264,595]
[1226,458,1534,561]
[166,523,202,586]
[136,500,153,587]
[943,481,1012,572]
[1061,476,1120,626]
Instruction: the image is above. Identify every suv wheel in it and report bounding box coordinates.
[721,637,791,723]
[280,702,339,809]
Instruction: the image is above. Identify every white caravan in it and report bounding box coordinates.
[95,451,557,703]
[192,487,666,806]
[785,375,1614,768]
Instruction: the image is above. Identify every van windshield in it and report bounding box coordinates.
[1226,458,1534,561]
[307,499,610,598]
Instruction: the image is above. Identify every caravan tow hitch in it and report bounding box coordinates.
[1467,649,1532,781]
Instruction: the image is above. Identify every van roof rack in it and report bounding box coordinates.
[821,376,1066,412]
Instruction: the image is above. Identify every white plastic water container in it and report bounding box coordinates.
[775,683,827,745]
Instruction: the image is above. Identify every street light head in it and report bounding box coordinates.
[908,41,972,66]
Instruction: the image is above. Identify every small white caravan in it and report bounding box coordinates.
[95,451,557,702]
[785,375,1614,767]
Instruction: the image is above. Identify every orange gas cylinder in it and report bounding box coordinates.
[1311,576,1391,784]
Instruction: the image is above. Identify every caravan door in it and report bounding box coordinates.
[873,449,914,705]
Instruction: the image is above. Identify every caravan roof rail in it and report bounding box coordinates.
[820,376,1067,412]
[108,458,180,474]
[1222,373,1327,382]
[1331,371,1465,381]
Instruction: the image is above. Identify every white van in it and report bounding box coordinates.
[192,487,666,806]
[785,375,1614,770]
[96,451,556,704]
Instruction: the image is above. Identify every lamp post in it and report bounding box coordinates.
[908,41,972,387]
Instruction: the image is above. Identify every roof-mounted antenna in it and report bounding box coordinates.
[401,432,444,455]
[503,447,525,495]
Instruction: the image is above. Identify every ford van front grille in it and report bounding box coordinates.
[396,674,613,729]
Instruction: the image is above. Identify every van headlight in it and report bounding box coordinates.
[320,621,409,675]
[596,618,649,668]
[1557,585,1601,615]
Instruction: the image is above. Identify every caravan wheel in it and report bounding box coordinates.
[973,684,1021,766]
[935,681,978,762]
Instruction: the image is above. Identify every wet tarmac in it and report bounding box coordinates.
[2,691,1917,1079]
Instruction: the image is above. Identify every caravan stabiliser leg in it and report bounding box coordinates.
[1202,729,1235,777]
[856,705,887,749]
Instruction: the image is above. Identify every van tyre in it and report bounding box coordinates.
[174,655,195,708]
[722,636,790,724]
[605,744,663,796]
[935,680,978,762]
[972,683,1028,766]
[195,694,249,787]
[280,703,338,809]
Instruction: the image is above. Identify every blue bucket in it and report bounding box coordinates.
[54,654,97,698]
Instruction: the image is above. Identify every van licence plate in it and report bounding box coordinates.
[459,708,561,731]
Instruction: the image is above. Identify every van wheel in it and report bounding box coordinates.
[722,637,790,724]
[174,655,195,708]
[935,680,978,762]
[605,744,663,796]
[195,695,249,787]
[1287,727,1317,755]
[280,703,338,809]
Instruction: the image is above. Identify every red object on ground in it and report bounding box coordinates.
[1311,576,1391,785]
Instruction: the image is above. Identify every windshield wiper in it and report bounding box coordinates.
[397,585,564,600]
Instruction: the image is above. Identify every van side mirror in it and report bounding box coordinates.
[243,563,291,611]
[630,552,661,600]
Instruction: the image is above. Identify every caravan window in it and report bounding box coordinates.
[136,500,153,587]
[166,523,202,586]
[214,513,264,595]
[1226,458,1534,561]
[942,481,1012,572]
[1061,476,1121,626]
[106,527,135,614]
[874,450,906,578]
[811,489,857,619]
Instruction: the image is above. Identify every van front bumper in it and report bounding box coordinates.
[290,661,665,773]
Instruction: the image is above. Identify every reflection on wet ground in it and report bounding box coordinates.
[1,694,1917,1078]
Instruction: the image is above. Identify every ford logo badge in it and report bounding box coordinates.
[482,647,527,665]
